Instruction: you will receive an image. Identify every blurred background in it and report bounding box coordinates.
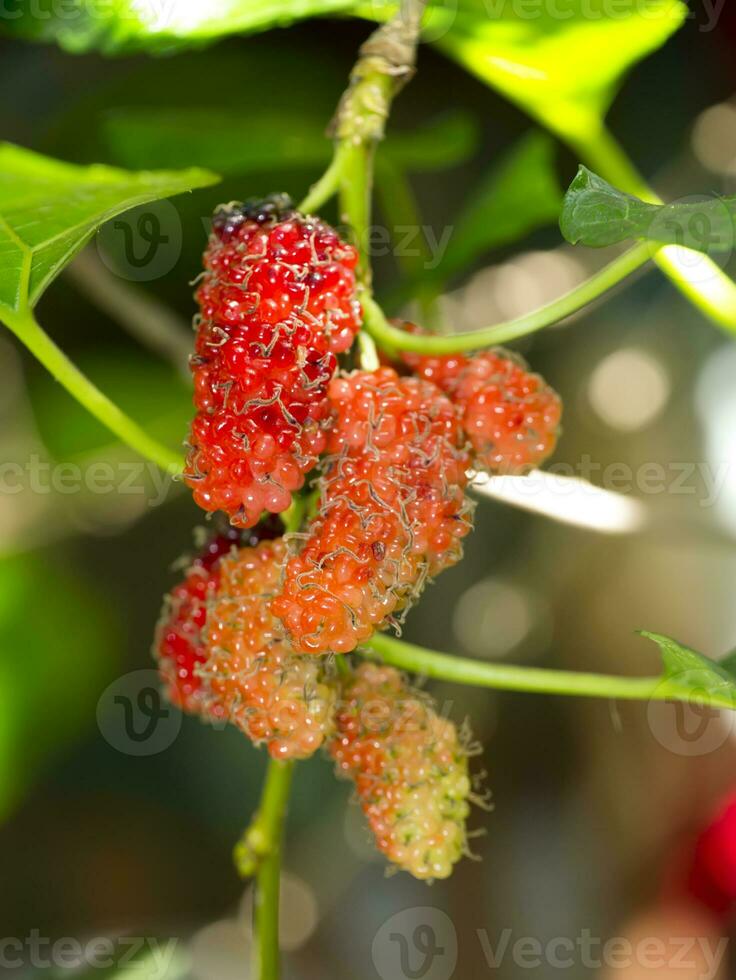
[3,6,736,978]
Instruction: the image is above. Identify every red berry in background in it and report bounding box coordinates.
[401,329,561,474]
[153,518,280,713]
[200,537,337,760]
[329,662,473,880]
[687,793,736,917]
[184,195,361,527]
[272,367,473,654]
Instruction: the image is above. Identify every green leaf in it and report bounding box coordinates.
[0,142,218,316]
[0,0,686,149]
[0,551,116,819]
[435,0,687,142]
[561,166,736,254]
[640,630,736,708]
[432,131,562,282]
[0,0,358,54]
[101,107,478,175]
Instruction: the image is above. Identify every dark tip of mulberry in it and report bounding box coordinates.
[211,194,296,238]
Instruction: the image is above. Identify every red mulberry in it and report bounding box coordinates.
[272,367,473,654]
[330,662,472,880]
[184,195,361,527]
[402,338,561,474]
[154,526,244,713]
[153,519,280,714]
[199,538,337,760]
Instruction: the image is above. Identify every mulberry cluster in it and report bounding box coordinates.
[200,538,337,760]
[155,199,571,884]
[402,340,561,474]
[272,367,473,655]
[184,195,361,527]
[330,662,472,880]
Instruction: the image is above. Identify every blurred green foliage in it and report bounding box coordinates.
[427,132,562,284]
[28,349,190,460]
[102,108,479,175]
[0,551,117,819]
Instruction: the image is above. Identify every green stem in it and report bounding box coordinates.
[335,653,352,680]
[281,494,307,534]
[375,158,430,280]
[362,242,652,354]
[234,759,294,980]
[298,141,353,214]
[375,158,446,330]
[332,0,425,287]
[357,329,380,370]
[367,634,736,711]
[339,140,377,284]
[572,125,736,334]
[2,307,184,473]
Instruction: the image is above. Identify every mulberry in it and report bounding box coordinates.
[184,195,361,527]
[330,662,472,880]
[402,339,561,474]
[153,519,281,714]
[200,538,336,760]
[272,368,473,654]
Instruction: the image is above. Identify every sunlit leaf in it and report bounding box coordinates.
[561,166,736,254]
[0,0,686,148]
[102,107,478,175]
[0,143,218,315]
[0,0,357,53]
[435,0,687,141]
[0,552,116,819]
